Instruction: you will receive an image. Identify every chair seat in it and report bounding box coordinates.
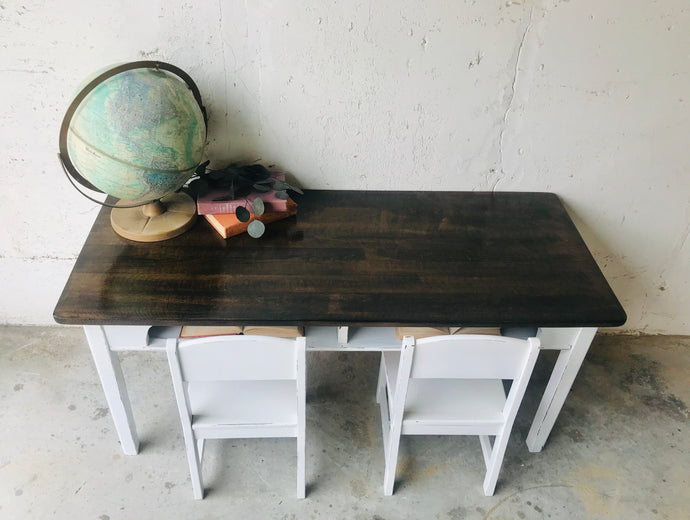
[189,380,298,435]
[402,379,507,435]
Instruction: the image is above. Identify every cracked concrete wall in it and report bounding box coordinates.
[1,0,688,332]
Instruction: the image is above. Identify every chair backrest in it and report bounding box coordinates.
[410,334,539,380]
[408,334,540,381]
[168,335,303,383]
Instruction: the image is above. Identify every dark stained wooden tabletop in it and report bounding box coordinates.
[53,190,626,328]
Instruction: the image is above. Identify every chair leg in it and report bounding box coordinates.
[186,436,204,500]
[377,366,398,495]
[375,354,386,404]
[382,383,402,497]
[379,350,408,496]
[197,438,205,461]
[295,335,306,499]
[383,426,401,496]
[482,432,510,496]
[296,433,306,498]
[479,435,492,469]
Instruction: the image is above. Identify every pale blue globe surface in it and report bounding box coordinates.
[67,68,206,204]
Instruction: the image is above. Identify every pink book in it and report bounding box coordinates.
[196,172,290,215]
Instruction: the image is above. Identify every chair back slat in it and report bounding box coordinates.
[409,335,537,380]
[176,335,298,381]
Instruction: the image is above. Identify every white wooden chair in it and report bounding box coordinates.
[376,334,540,496]
[166,334,307,499]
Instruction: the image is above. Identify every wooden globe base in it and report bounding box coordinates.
[110,192,197,242]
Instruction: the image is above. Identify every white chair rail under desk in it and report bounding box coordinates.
[166,334,307,499]
[376,334,541,496]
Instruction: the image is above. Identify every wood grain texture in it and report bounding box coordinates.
[53,191,626,328]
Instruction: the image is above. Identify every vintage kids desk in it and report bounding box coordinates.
[54,190,626,455]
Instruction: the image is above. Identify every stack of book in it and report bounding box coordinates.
[197,172,298,239]
[394,326,502,339]
[180,325,304,338]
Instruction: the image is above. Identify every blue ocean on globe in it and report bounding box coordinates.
[67,67,206,203]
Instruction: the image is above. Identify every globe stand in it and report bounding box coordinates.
[110,191,197,242]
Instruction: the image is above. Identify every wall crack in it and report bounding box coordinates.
[496,5,535,192]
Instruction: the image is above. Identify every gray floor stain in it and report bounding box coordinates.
[581,338,689,423]
[449,506,468,519]
[91,407,109,420]
[619,354,688,421]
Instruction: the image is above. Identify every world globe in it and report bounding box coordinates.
[59,61,207,242]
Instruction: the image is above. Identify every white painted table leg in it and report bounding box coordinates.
[526,327,597,452]
[83,325,140,455]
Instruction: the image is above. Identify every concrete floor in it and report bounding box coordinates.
[0,327,687,519]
